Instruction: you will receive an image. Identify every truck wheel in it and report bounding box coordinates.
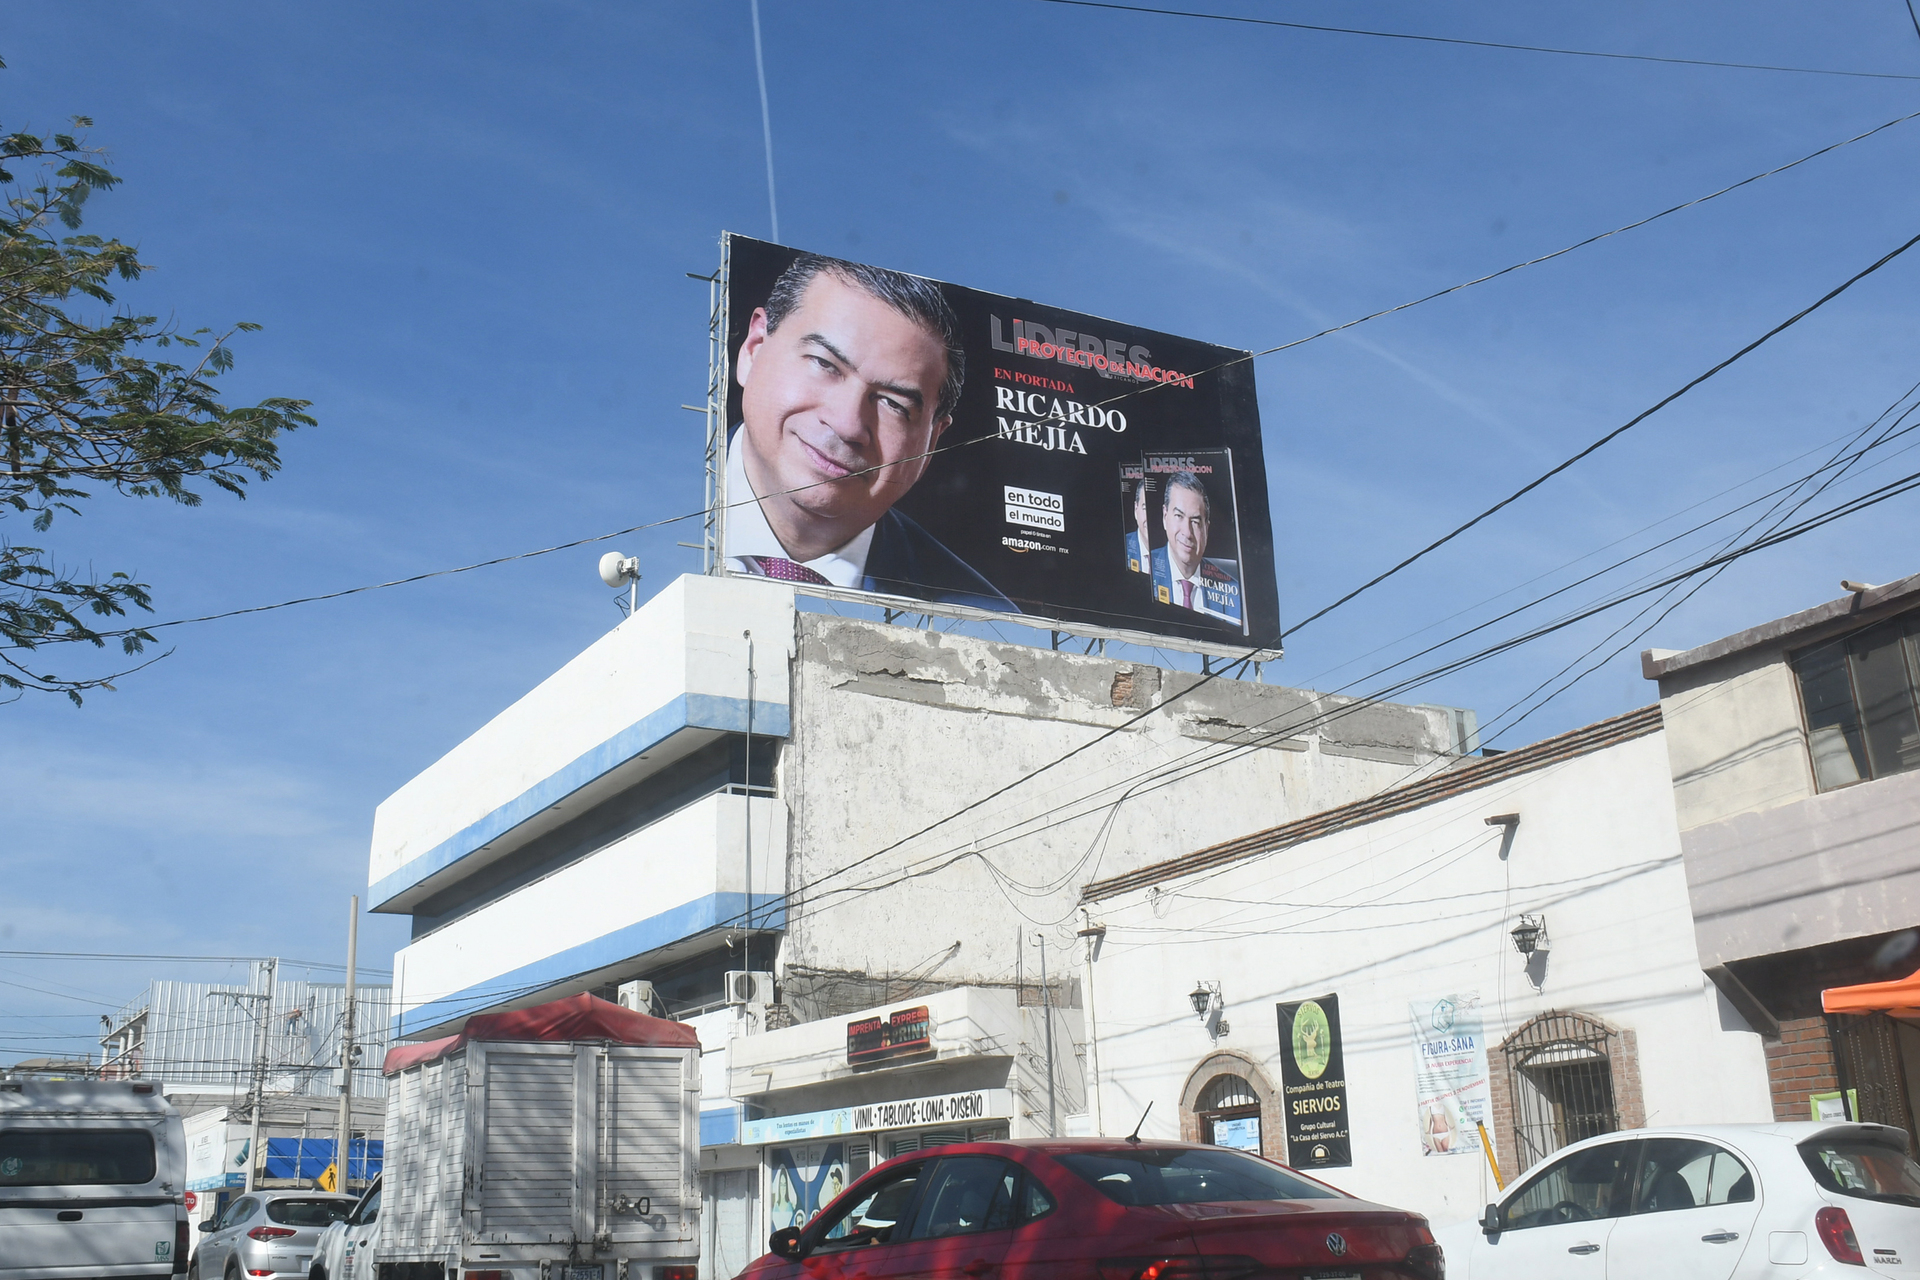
[311,1267,328,1280]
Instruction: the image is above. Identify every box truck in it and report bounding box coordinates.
[376,995,700,1280]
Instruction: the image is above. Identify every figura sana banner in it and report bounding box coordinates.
[718,235,1280,648]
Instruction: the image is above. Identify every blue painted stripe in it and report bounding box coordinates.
[700,1105,742,1148]
[397,890,788,1038]
[371,693,789,910]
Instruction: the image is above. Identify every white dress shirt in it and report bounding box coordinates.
[723,435,873,589]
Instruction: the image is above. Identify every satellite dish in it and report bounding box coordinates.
[599,552,641,589]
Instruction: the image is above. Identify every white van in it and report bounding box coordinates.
[0,1079,189,1280]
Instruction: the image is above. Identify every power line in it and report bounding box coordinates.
[741,234,1920,924]
[1284,229,1920,639]
[761,454,1920,937]
[1035,0,1920,81]
[14,108,1916,652]
[0,950,390,976]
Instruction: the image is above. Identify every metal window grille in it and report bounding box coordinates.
[1197,1074,1259,1111]
[1504,1011,1620,1170]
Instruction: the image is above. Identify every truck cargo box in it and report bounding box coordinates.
[378,995,700,1280]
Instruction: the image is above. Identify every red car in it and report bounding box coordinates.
[738,1137,1444,1279]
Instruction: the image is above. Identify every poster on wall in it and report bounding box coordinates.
[1275,994,1351,1168]
[1408,994,1493,1157]
[718,235,1281,650]
[768,1143,852,1231]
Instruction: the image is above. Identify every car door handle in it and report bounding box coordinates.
[963,1263,995,1277]
[1701,1231,1740,1244]
[1567,1242,1601,1255]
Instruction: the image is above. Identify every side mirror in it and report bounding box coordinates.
[770,1226,803,1259]
[1480,1203,1501,1237]
[197,1220,216,1233]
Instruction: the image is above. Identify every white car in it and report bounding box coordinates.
[1435,1121,1920,1277]
[308,1177,378,1280]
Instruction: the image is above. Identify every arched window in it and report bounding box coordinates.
[1503,1011,1621,1170]
[1196,1073,1262,1152]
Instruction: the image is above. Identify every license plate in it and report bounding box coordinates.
[564,1268,605,1280]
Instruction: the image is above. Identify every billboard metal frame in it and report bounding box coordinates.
[696,232,1281,666]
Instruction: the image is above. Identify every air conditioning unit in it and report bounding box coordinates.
[724,971,775,1006]
[616,980,658,1015]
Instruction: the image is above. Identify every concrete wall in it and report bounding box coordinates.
[393,791,786,1036]
[1657,645,1816,834]
[1682,765,1920,967]
[1648,576,1920,969]
[776,614,1463,1009]
[1083,729,1773,1229]
[368,575,795,910]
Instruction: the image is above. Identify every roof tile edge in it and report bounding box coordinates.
[1081,703,1663,902]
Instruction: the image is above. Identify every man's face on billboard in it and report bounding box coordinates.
[1165,484,1208,579]
[736,272,951,561]
[1134,483,1150,539]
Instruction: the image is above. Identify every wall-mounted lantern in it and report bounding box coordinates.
[1511,914,1549,956]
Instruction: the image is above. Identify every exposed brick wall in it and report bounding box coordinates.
[1612,1027,1646,1131]
[1764,1016,1840,1121]
[1485,1039,1520,1184]
[1489,1011,1644,1185]
[1178,1049,1287,1164]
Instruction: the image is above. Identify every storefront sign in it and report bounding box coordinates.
[1408,995,1492,1157]
[847,1004,933,1066]
[1276,994,1351,1168]
[742,1088,1011,1146]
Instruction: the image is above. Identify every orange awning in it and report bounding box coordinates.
[1823,970,1920,1019]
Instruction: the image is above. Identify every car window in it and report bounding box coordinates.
[1499,1140,1638,1230]
[810,1164,923,1252]
[351,1184,381,1226]
[0,1129,157,1186]
[1055,1147,1340,1206]
[267,1198,352,1226]
[907,1157,1020,1240]
[1022,1173,1055,1222]
[220,1197,257,1229]
[1632,1139,1753,1214]
[1800,1138,1920,1207]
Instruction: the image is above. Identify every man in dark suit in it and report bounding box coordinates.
[726,253,1016,613]
[1151,471,1243,625]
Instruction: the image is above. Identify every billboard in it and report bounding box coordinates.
[718,235,1280,649]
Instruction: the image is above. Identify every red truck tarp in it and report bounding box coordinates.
[383,992,699,1075]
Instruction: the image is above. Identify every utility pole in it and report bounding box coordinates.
[1037,933,1057,1138]
[743,630,754,984]
[219,959,278,1194]
[334,897,359,1191]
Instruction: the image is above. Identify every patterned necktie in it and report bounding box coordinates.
[745,555,831,586]
[1181,579,1193,609]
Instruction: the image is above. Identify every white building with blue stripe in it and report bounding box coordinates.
[369,571,1473,1270]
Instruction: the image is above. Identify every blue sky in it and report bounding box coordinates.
[5,1,1919,1062]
